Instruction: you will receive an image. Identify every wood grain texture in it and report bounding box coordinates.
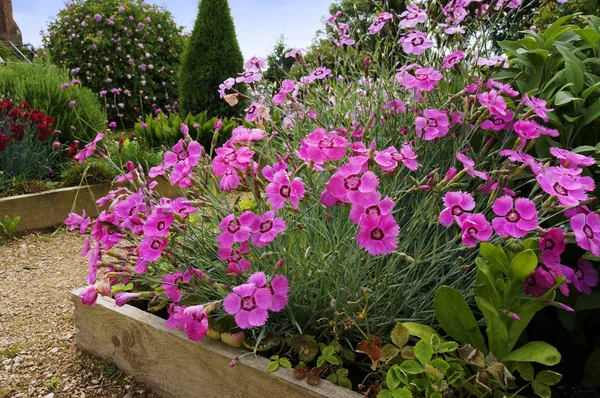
[0,180,180,232]
[71,289,361,398]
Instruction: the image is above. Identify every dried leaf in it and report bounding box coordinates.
[307,367,324,385]
[476,370,492,393]
[487,363,507,389]
[356,337,383,371]
[224,94,239,107]
[293,368,308,380]
[458,344,486,368]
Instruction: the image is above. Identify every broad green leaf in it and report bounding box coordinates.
[476,297,509,359]
[279,358,292,368]
[479,243,509,273]
[536,370,562,386]
[508,249,538,281]
[437,341,458,353]
[424,363,443,379]
[386,366,402,390]
[267,361,279,372]
[516,362,535,382]
[532,380,552,398]
[575,292,600,311]
[338,377,352,389]
[391,323,409,349]
[575,28,600,48]
[400,360,425,374]
[582,347,600,388]
[581,99,600,126]
[326,355,341,365]
[392,389,412,398]
[377,390,394,398]
[582,81,600,99]
[430,358,450,375]
[414,340,433,365]
[502,341,561,365]
[434,286,487,353]
[564,58,584,94]
[402,322,440,343]
[555,90,578,106]
[381,344,401,361]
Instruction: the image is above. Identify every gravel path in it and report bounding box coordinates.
[0,229,158,398]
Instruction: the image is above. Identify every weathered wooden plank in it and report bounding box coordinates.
[71,289,361,398]
[0,180,180,232]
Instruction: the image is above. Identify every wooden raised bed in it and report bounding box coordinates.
[71,289,360,398]
[0,180,180,232]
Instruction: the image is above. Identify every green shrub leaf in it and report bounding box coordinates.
[502,341,561,365]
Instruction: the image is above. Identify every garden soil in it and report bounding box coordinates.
[0,229,159,398]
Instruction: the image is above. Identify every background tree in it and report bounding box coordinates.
[263,35,296,82]
[178,0,244,117]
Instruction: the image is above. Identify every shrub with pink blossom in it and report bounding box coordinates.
[67,0,599,392]
[43,0,185,125]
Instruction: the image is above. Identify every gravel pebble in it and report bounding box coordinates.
[0,229,158,397]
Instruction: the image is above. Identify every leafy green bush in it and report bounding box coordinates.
[61,138,163,186]
[43,0,185,125]
[0,62,106,141]
[0,43,18,63]
[134,111,238,151]
[178,0,245,117]
[497,15,600,152]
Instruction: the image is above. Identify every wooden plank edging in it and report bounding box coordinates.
[0,180,180,232]
[71,288,361,398]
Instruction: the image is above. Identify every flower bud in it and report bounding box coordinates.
[506,239,524,253]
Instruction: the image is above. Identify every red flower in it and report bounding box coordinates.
[66,143,79,158]
[0,132,9,151]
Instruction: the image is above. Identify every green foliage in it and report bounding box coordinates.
[60,138,162,186]
[178,0,245,118]
[264,35,296,82]
[267,355,292,372]
[0,43,19,63]
[0,62,106,141]
[0,215,20,240]
[134,111,238,151]
[43,0,184,125]
[497,15,600,152]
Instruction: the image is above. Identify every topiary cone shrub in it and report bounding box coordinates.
[178,0,245,118]
[43,0,185,126]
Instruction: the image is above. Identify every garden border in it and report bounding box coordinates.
[0,180,180,233]
[71,288,360,398]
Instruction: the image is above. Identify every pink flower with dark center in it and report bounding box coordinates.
[368,12,394,34]
[138,236,168,263]
[357,214,399,256]
[164,140,202,167]
[477,90,507,116]
[285,48,306,58]
[399,31,433,55]
[539,228,566,265]
[212,143,255,188]
[400,67,443,91]
[537,166,595,206]
[175,305,209,341]
[74,133,103,164]
[230,127,266,144]
[399,4,427,29]
[439,191,475,227]
[162,272,185,303]
[381,99,406,115]
[296,128,350,166]
[514,120,559,141]
[549,147,595,169]
[236,70,262,84]
[349,191,395,224]
[269,275,289,312]
[482,110,513,131]
[374,142,419,172]
[491,196,538,238]
[243,56,267,72]
[306,67,332,83]
[573,259,598,294]
[251,211,287,248]
[477,56,509,68]
[442,50,464,69]
[460,213,493,247]
[571,213,600,256]
[262,158,288,182]
[273,79,296,106]
[217,212,259,248]
[265,171,305,210]
[223,283,273,329]
[218,242,252,275]
[521,94,553,122]
[114,193,147,233]
[415,109,450,140]
[170,160,195,189]
[327,157,379,202]
[144,211,174,237]
[524,267,555,297]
